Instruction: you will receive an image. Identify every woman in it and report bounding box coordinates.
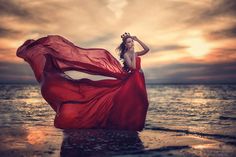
[16,32,150,131]
[117,32,150,72]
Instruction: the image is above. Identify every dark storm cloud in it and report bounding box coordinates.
[0,61,36,83]
[205,25,236,40]
[0,0,30,17]
[211,0,236,17]
[0,0,69,40]
[0,26,23,38]
[185,0,236,25]
[0,0,32,39]
[0,0,66,24]
[145,61,236,84]
[0,1,44,24]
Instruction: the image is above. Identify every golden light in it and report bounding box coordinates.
[185,37,212,58]
[27,127,45,145]
[192,143,219,149]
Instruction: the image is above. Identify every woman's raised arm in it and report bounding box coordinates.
[132,36,150,56]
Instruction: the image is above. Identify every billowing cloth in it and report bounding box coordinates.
[16,35,149,131]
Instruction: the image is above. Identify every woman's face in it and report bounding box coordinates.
[125,37,134,50]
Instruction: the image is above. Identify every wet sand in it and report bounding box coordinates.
[0,126,235,157]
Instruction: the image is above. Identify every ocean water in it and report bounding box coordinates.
[0,84,236,137]
[146,84,236,140]
[0,84,235,156]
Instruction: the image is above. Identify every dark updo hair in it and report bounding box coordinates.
[115,36,132,72]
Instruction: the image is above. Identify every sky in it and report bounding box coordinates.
[0,0,236,84]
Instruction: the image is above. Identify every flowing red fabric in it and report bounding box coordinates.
[16,35,149,131]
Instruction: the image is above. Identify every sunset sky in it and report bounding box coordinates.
[0,0,236,83]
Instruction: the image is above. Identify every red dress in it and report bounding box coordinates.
[16,35,149,131]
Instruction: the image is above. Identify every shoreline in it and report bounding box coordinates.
[0,126,235,157]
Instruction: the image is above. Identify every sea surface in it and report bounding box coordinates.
[0,84,235,156]
[146,84,236,141]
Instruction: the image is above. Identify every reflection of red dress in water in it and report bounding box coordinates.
[16,35,149,131]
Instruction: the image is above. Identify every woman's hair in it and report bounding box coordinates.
[115,36,131,72]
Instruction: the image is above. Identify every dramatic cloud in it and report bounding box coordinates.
[205,24,236,40]
[0,0,235,83]
[145,61,236,84]
[0,27,20,37]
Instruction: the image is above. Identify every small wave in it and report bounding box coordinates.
[219,116,236,121]
[145,126,236,140]
[117,145,191,155]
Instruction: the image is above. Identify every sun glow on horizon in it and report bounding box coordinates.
[186,38,212,58]
[180,31,213,58]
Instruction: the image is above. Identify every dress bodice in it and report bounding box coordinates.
[130,56,142,73]
[136,56,141,70]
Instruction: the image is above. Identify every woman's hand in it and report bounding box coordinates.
[132,36,150,55]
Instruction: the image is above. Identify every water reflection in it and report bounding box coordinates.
[27,127,46,145]
[60,129,144,157]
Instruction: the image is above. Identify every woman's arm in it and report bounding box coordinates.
[132,36,150,56]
